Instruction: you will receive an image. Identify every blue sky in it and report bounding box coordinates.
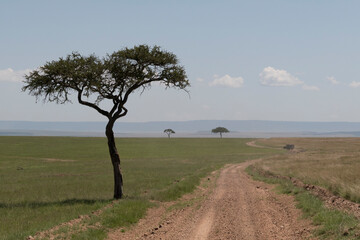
[1,0,360,122]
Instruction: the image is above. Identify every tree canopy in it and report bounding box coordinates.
[23,45,189,199]
[164,129,175,138]
[211,127,229,138]
[23,45,189,121]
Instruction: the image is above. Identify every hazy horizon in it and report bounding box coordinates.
[3,119,360,138]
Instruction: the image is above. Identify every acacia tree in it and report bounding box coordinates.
[211,127,229,138]
[23,45,189,199]
[164,129,175,138]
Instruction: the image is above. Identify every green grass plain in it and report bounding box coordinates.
[0,137,279,240]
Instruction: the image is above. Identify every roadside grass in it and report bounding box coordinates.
[246,165,360,239]
[0,137,279,240]
[100,199,153,229]
[71,228,107,240]
[255,138,360,203]
[70,199,154,239]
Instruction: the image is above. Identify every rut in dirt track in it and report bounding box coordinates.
[190,162,312,240]
[108,160,313,240]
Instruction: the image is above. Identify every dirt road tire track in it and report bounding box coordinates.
[108,160,314,240]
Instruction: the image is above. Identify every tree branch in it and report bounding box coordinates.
[122,78,161,105]
[109,100,119,116]
[77,90,109,117]
[114,105,128,119]
[118,106,128,118]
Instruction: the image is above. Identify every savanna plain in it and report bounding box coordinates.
[1,137,360,239]
[0,137,275,239]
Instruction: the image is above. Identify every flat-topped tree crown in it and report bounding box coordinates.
[23,45,189,199]
[23,45,189,121]
[211,127,229,138]
[164,129,175,138]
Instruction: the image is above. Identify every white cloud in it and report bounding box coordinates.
[259,66,303,87]
[0,68,31,82]
[349,81,360,88]
[326,76,339,85]
[209,74,244,88]
[302,84,320,91]
[196,77,204,82]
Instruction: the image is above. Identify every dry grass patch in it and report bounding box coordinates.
[255,138,360,203]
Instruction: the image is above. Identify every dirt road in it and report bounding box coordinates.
[108,160,314,239]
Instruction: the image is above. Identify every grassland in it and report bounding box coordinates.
[254,138,360,203]
[246,138,360,239]
[0,137,279,240]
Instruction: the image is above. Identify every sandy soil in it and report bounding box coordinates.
[108,160,314,240]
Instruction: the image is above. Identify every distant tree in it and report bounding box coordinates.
[164,129,175,138]
[22,45,189,199]
[211,127,229,138]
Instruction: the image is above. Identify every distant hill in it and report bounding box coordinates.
[2,120,360,137]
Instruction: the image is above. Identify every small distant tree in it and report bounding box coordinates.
[22,45,189,199]
[164,129,175,138]
[211,127,229,138]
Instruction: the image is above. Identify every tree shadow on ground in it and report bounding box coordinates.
[0,198,111,209]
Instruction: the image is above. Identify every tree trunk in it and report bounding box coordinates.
[168,133,170,139]
[220,132,222,138]
[106,120,123,199]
